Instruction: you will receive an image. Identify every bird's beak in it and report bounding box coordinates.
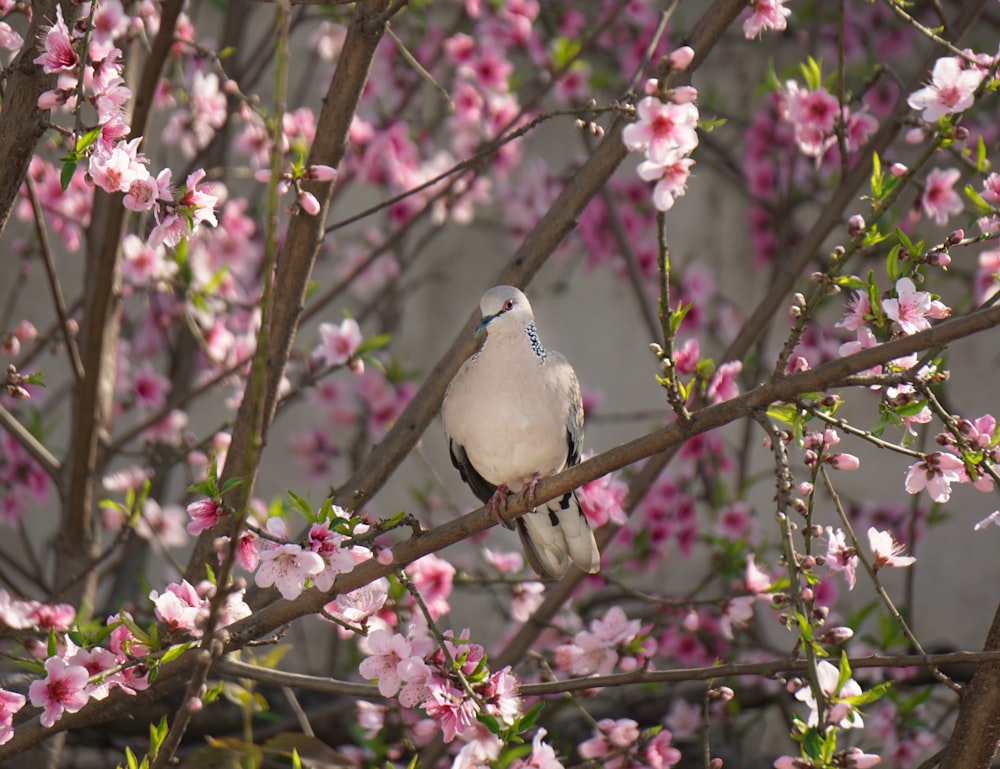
[475,314,496,334]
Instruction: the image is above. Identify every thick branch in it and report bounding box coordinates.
[184,0,390,579]
[0,2,80,238]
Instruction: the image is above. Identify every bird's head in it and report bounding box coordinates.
[475,285,533,335]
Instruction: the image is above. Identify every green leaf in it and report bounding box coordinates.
[220,476,245,495]
[965,184,994,215]
[799,56,822,91]
[160,641,192,665]
[514,702,545,734]
[476,712,501,735]
[766,403,800,427]
[356,333,392,356]
[60,159,78,192]
[75,126,102,153]
[885,244,901,284]
[286,489,314,519]
[870,151,883,199]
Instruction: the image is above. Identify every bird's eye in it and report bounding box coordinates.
[503,299,514,311]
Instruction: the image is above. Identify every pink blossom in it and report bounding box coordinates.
[825,526,859,590]
[706,359,742,403]
[745,554,773,596]
[406,553,455,621]
[908,56,984,121]
[324,577,389,630]
[920,167,963,226]
[580,718,641,759]
[423,678,479,742]
[623,97,699,164]
[636,157,695,212]
[578,471,627,527]
[34,5,78,74]
[793,659,863,728]
[306,519,355,591]
[186,498,224,535]
[868,527,916,569]
[131,362,171,410]
[905,452,964,503]
[150,580,208,636]
[665,698,701,738]
[89,138,146,194]
[836,291,872,331]
[0,687,25,745]
[743,0,791,38]
[782,82,839,157]
[358,629,430,697]
[314,318,363,368]
[720,595,755,640]
[882,277,934,335]
[844,747,882,769]
[509,728,565,769]
[254,543,325,600]
[28,656,90,728]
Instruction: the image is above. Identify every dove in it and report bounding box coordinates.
[442,285,600,580]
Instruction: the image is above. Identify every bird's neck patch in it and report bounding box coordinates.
[524,322,547,362]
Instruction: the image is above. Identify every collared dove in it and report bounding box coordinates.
[442,285,601,580]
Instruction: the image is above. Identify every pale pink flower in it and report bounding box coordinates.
[314,318,363,368]
[720,595,755,640]
[794,659,863,728]
[882,277,933,335]
[622,97,699,164]
[836,291,872,331]
[868,527,916,569]
[782,82,839,157]
[908,56,984,122]
[0,22,23,53]
[0,687,25,745]
[34,5,78,74]
[844,747,882,768]
[921,167,963,226]
[904,452,964,503]
[359,629,424,697]
[825,526,859,590]
[29,656,90,727]
[254,543,325,600]
[743,0,791,38]
[580,718,641,759]
[509,728,565,769]
[89,138,146,194]
[68,646,119,701]
[324,577,389,630]
[636,157,695,212]
[665,698,701,738]
[423,678,479,742]
[150,580,208,636]
[306,519,355,591]
[745,554,773,596]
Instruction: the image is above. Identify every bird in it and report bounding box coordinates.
[441,285,601,580]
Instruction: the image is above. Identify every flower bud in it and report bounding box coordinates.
[668,45,695,71]
[298,190,321,216]
[847,214,865,237]
[671,85,698,104]
[890,162,908,177]
[819,626,854,645]
[307,164,338,182]
[643,78,659,96]
[709,685,734,702]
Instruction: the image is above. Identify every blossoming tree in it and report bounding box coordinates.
[2,0,1000,767]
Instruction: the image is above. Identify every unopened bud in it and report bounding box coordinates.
[671,85,698,104]
[668,45,695,71]
[945,228,964,246]
[709,685,734,702]
[800,587,814,602]
[798,481,814,496]
[643,78,659,96]
[928,251,952,268]
[847,214,865,237]
[819,626,854,645]
[890,162,908,177]
[805,524,823,538]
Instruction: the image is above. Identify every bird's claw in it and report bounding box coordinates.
[486,484,511,526]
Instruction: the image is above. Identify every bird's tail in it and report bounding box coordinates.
[516,492,600,580]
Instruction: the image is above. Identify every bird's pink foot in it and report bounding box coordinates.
[519,473,550,510]
[486,484,511,525]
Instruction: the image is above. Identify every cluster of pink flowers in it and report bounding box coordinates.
[34,4,217,250]
[554,605,654,676]
[149,578,251,637]
[779,80,877,162]
[622,54,699,213]
[358,625,522,754]
[579,718,681,769]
